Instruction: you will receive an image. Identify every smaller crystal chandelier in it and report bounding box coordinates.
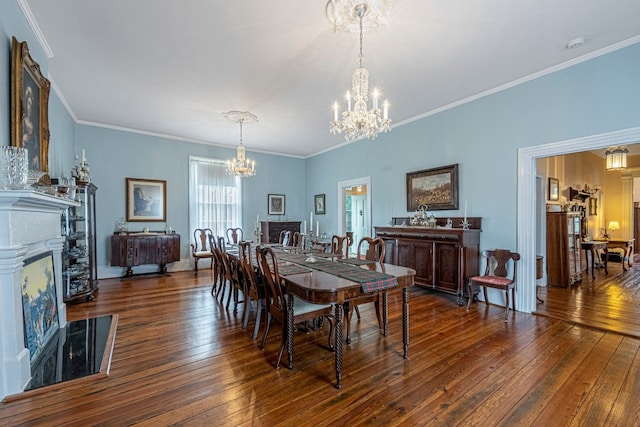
[223,111,258,177]
[329,0,394,142]
[605,146,628,170]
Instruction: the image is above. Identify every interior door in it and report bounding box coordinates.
[350,195,367,251]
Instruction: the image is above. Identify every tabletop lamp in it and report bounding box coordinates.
[604,220,619,239]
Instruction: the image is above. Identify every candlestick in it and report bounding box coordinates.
[316,221,320,237]
[303,220,307,235]
[310,211,314,232]
[464,200,467,221]
[82,149,86,164]
[333,102,339,121]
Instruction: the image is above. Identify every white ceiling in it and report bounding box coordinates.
[22,0,640,158]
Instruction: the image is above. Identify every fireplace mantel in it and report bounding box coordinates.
[0,189,78,400]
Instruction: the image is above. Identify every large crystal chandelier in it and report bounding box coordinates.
[328,0,394,141]
[223,111,258,178]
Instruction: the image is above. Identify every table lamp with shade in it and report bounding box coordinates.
[604,220,619,239]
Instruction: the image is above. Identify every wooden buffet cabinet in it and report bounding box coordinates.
[111,232,180,277]
[375,225,481,297]
[260,221,301,244]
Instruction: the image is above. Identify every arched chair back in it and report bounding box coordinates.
[278,230,290,246]
[357,237,386,262]
[330,235,348,258]
[191,228,214,275]
[226,227,243,245]
[466,249,520,322]
[292,231,306,249]
[239,241,265,339]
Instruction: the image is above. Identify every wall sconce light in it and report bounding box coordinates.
[605,146,628,170]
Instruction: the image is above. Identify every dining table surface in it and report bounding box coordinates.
[269,247,416,389]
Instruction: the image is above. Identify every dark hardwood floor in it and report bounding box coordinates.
[2,261,640,426]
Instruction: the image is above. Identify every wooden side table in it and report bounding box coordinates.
[596,239,635,271]
[581,241,608,278]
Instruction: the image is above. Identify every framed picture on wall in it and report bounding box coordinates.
[126,178,167,221]
[406,164,459,211]
[268,194,285,215]
[11,37,51,174]
[314,194,326,214]
[548,177,559,201]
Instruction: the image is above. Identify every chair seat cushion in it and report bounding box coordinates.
[292,295,332,316]
[471,275,513,288]
[194,251,213,257]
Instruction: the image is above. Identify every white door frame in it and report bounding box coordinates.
[517,126,640,314]
[337,176,372,238]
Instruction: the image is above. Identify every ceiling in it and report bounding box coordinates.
[22,0,640,158]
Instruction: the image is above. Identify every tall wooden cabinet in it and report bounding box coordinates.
[546,211,582,287]
[61,183,98,302]
[375,226,481,297]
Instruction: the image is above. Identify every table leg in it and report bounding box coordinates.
[604,247,608,274]
[590,248,595,279]
[287,293,294,370]
[334,302,343,389]
[402,287,409,359]
[382,292,388,337]
[624,245,633,270]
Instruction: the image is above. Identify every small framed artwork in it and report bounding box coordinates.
[315,194,326,215]
[406,164,459,211]
[126,178,167,222]
[11,37,51,174]
[589,197,598,216]
[548,178,559,201]
[268,194,286,215]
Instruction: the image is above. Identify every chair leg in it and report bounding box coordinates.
[242,298,251,329]
[354,305,361,319]
[261,312,271,350]
[483,286,489,307]
[466,280,474,311]
[194,258,199,276]
[252,301,263,340]
[326,316,335,351]
[345,303,353,344]
[504,289,509,322]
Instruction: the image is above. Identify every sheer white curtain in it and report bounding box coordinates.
[189,156,242,238]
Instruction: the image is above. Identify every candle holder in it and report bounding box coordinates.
[253,227,262,243]
[71,160,91,185]
[461,219,470,230]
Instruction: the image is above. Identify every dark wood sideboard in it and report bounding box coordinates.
[260,221,301,244]
[111,232,180,277]
[375,222,481,299]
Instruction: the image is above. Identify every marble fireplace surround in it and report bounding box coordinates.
[0,190,77,400]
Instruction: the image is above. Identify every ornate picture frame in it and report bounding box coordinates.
[406,164,459,211]
[11,37,51,174]
[268,194,285,215]
[548,177,559,201]
[314,194,326,215]
[126,178,167,222]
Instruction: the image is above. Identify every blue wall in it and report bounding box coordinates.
[3,2,640,278]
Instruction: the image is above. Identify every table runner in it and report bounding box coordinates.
[337,258,377,266]
[275,252,398,293]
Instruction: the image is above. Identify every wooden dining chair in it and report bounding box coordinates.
[330,235,349,258]
[345,237,387,344]
[257,246,334,369]
[239,242,265,339]
[278,230,290,246]
[191,228,214,276]
[226,227,243,245]
[467,249,520,322]
[292,231,305,249]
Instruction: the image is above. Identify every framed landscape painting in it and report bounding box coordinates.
[406,164,459,211]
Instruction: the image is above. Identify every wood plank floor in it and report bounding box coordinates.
[2,264,640,426]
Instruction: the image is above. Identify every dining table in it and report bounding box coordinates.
[272,250,416,389]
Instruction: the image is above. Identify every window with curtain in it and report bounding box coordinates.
[189,156,242,238]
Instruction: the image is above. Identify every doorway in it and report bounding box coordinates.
[337,177,371,256]
[518,126,640,313]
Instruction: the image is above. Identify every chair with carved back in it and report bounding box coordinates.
[330,235,348,258]
[278,230,290,246]
[239,241,265,339]
[209,235,228,299]
[191,228,214,276]
[346,231,354,255]
[226,227,243,245]
[218,237,244,313]
[256,246,334,369]
[345,237,387,344]
[291,231,306,249]
[467,249,520,322]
